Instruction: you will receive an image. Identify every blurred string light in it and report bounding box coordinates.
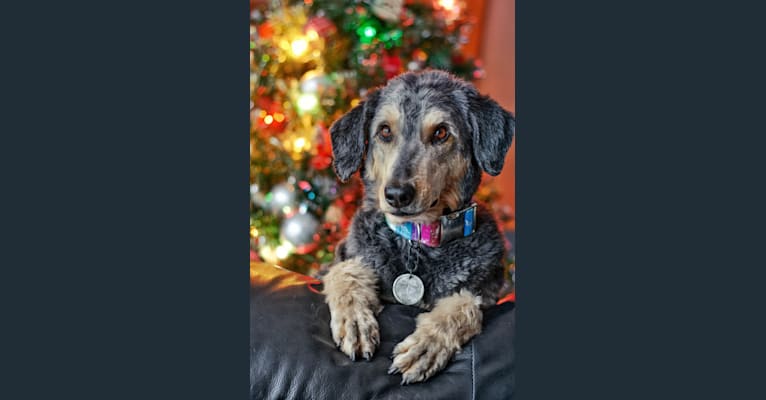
[356,18,381,44]
[260,242,295,263]
[296,93,318,113]
[275,244,290,259]
[291,38,309,57]
[362,26,376,39]
[438,0,456,9]
[293,137,307,152]
[435,0,462,22]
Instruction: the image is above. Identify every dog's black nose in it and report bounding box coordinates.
[384,184,415,208]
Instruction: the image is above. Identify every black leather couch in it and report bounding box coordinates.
[250,262,515,400]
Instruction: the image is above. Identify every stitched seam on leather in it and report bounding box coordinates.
[471,341,476,400]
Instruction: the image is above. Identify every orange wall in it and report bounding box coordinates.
[471,0,516,212]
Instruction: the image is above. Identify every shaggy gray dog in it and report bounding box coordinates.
[323,70,515,384]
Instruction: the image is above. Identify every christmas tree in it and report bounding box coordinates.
[250,0,513,292]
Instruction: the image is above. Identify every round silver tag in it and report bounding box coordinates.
[392,273,424,306]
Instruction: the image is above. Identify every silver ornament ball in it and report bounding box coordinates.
[267,183,297,215]
[280,212,320,246]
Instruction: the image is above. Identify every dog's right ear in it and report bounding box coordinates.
[468,93,515,176]
[329,90,380,182]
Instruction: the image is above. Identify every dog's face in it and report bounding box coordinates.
[330,70,514,223]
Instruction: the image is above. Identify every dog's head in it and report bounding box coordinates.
[330,70,514,223]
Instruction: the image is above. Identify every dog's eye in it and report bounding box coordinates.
[432,125,449,143]
[378,124,393,142]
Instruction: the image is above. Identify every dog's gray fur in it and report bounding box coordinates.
[324,70,515,384]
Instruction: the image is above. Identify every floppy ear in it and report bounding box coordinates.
[329,90,380,182]
[469,94,515,176]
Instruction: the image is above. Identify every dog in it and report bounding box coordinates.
[323,70,515,384]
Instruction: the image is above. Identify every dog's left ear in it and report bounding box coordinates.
[469,94,515,176]
[329,90,381,182]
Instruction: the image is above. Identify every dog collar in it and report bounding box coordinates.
[385,203,477,247]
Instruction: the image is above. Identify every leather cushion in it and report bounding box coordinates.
[250,262,515,400]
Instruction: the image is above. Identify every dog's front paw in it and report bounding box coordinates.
[388,290,483,384]
[329,301,380,361]
[323,257,382,361]
[389,329,457,385]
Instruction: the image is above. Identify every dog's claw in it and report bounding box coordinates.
[388,365,399,375]
[363,352,372,361]
[349,352,356,362]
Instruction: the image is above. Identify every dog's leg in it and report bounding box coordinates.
[323,257,381,361]
[389,289,483,384]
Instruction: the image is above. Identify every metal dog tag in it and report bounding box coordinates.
[392,273,424,306]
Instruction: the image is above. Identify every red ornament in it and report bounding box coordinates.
[310,124,333,170]
[257,22,274,40]
[311,155,332,170]
[382,50,403,79]
[315,124,332,157]
[451,53,466,65]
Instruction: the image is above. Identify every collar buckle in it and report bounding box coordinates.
[439,203,478,244]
